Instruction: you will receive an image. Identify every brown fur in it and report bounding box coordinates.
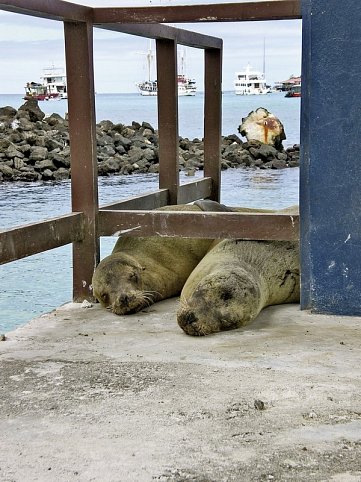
[177,237,300,336]
[177,205,300,336]
[92,204,214,315]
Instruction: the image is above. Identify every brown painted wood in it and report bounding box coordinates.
[0,0,92,21]
[177,178,213,205]
[95,24,222,50]
[156,38,179,205]
[204,48,222,202]
[98,211,300,241]
[64,21,99,302]
[100,179,212,211]
[0,213,84,265]
[93,1,301,24]
[100,190,169,211]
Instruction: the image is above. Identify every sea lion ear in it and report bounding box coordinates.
[142,266,146,271]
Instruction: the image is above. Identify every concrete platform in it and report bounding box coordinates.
[1,299,361,482]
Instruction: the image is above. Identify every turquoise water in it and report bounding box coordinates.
[0,92,300,333]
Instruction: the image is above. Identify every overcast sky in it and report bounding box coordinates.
[0,1,302,94]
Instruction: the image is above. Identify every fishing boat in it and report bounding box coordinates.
[234,63,269,95]
[285,84,301,97]
[136,44,197,96]
[24,66,67,101]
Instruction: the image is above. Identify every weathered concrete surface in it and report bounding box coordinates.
[1,299,361,482]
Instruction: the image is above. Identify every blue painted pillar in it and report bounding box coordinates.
[300,0,361,314]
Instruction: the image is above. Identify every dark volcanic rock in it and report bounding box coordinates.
[0,101,299,183]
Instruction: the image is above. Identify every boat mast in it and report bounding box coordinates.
[147,40,154,81]
[263,37,266,77]
[180,48,185,76]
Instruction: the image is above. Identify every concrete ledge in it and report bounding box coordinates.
[1,299,361,481]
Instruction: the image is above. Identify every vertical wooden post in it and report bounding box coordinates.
[64,21,99,301]
[156,38,179,205]
[204,47,222,202]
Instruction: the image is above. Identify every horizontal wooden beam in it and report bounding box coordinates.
[100,179,213,211]
[177,177,213,204]
[1,1,301,25]
[94,23,222,50]
[0,0,92,22]
[93,1,301,24]
[0,213,84,265]
[100,189,169,211]
[98,211,299,241]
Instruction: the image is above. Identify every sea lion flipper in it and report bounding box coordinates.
[194,200,236,212]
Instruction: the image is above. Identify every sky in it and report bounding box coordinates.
[0,1,302,94]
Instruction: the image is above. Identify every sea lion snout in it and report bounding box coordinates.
[184,311,198,325]
[118,293,132,307]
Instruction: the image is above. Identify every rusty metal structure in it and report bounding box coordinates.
[0,0,301,303]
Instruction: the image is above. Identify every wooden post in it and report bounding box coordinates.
[156,38,179,205]
[204,47,222,202]
[64,20,99,301]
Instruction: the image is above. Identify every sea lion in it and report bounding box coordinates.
[92,202,275,315]
[177,237,300,336]
[177,239,300,336]
[92,202,298,316]
[92,204,215,315]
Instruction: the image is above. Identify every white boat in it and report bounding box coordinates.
[234,63,269,95]
[24,66,67,101]
[136,44,196,97]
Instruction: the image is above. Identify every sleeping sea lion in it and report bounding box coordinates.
[177,238,300,336]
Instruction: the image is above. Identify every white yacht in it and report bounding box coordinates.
[234,64,268,95]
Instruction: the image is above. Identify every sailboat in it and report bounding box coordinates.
[135,42,157,96]
[136,43,197,97]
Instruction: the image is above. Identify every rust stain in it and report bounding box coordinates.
[263,121,269,144]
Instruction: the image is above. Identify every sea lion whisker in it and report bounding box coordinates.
[143,290,162,298]
[141,296,154,307]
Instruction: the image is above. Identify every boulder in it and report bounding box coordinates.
[18,99,45,122]
[0,106,17,119]
[238,107,286,149]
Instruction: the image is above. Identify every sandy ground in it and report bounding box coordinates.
[1,299,361,482]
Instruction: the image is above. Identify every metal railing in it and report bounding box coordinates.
[0,0,301,302]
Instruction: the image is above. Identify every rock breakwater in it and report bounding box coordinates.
[0,100,299,183]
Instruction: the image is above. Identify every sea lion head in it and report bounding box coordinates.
[92,253,157,315]
[177,269,263,336]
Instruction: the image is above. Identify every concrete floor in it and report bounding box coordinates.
[1,299,361,482]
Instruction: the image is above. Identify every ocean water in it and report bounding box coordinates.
[0,91,300,146]
[0,92,300,333]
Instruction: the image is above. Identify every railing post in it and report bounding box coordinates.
[204,47,222,202]
[64,20,99,301]
[156,38,179,205]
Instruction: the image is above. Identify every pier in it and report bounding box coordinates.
[1,300,361,480]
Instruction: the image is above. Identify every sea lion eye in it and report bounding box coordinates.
[220,289,233,301]
[101,293,109,304]
[129,272,139,282]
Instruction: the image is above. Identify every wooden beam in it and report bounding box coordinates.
[0,0,92,22]
[94,24,222,50]
[100,189,169,211]
[64,20,99,301]
[98,211,300,241]
[93,1,301,24]
[156,38,179,205]
[0,213,84,265]
[177,178,213,205]
[204,48,222,201]
[100,179,212,211]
